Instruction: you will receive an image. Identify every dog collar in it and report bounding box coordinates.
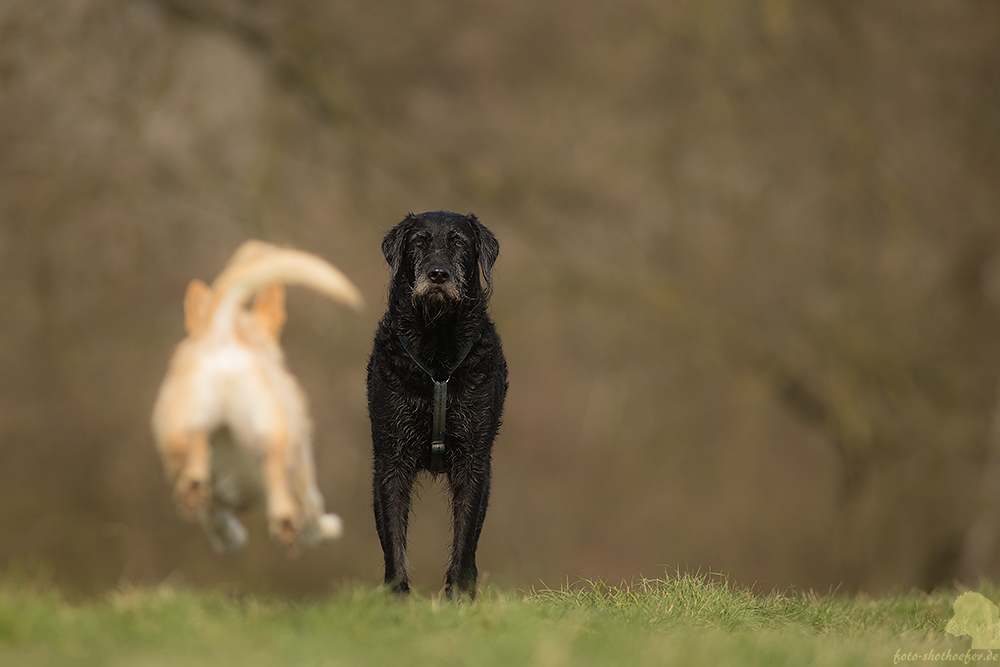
[390,320,481,473]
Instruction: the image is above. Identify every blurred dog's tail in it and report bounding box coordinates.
[205,240,363,333]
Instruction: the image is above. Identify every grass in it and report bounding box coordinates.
[0,571,990,666]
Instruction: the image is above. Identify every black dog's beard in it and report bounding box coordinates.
[412,280,461,322]
[411,256,468,321]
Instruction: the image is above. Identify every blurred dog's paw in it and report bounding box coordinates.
[174,476,207,521]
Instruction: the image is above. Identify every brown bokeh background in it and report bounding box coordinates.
[2,0,999,597]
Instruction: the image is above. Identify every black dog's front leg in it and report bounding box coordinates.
[445,465,491,599]
[373,461,416,595]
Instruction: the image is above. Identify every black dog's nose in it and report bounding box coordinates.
[428,267,451,284]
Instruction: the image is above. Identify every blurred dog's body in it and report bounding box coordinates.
[151,240,362,554]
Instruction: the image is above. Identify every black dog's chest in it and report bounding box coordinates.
[374,323,497,433]
[390,334,489,413]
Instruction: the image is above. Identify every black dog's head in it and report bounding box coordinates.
[382,211,499,319]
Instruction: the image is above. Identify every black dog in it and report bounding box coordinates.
[367,211,507,599]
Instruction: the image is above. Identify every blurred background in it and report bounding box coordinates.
[1,0,999,597]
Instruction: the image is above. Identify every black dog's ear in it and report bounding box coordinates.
[468,214,499,296]
[382,215,416,282]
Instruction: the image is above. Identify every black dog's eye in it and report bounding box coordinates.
[454,240,463,247]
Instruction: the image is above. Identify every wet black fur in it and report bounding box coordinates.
[366,211,508,598]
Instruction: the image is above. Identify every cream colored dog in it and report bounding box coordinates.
[151,240,362,554]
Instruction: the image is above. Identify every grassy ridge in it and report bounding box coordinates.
[0,573,986,666]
